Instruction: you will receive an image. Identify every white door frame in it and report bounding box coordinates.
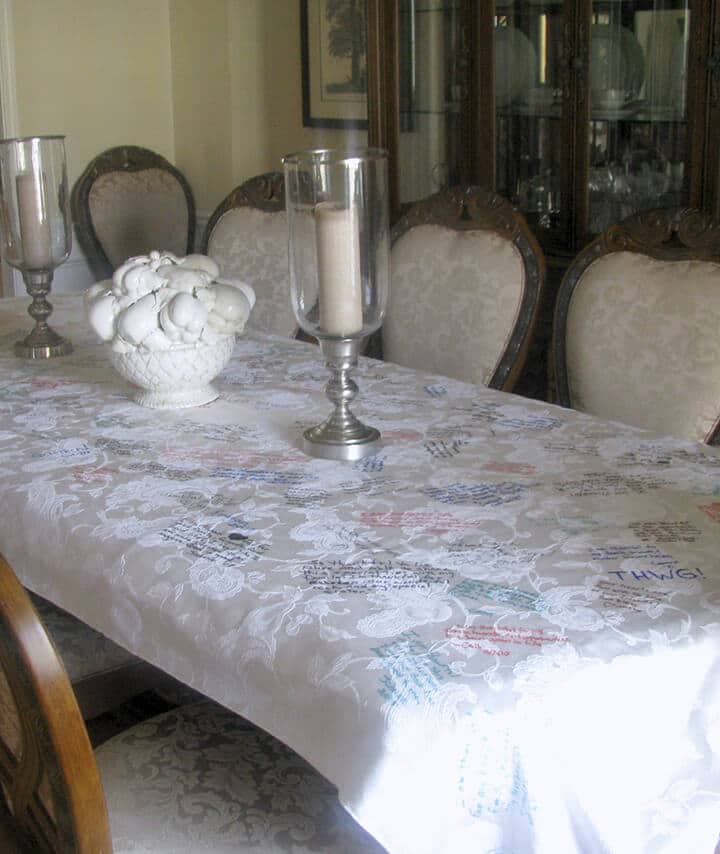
[0,0,22,295]
[0,0,18,139]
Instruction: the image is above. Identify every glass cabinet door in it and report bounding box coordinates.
[396,0,464,208]
[368,0,701,245]
[494,1,569,246]
[585,1,689,239]
[491,0,691,249]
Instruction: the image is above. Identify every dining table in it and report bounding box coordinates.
[0,292,718,854]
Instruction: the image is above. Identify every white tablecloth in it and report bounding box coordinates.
[1,295,718,854]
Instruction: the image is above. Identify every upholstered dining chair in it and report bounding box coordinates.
[71,145,196,279]
[203,171,298,338]
[552,207,720,444]
[383,185,545,391]
[0,553,384,853]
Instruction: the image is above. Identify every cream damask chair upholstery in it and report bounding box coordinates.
[71,145,196,279]
[0,553,384,853]
[383,186,545,391]
[203,172,298,338]
[552,207,720,443]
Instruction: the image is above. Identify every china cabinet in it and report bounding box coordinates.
[366,0,720,397]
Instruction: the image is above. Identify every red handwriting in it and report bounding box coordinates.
[698,502,720,523]
[71,466,119,483]
[446,624,567,651]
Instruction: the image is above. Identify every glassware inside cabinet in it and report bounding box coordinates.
[494,1,566,243]
[587,1,689,236]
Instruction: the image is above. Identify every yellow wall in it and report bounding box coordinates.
[171,0,366,213]
[12,0,175,188]
[257,0,366,179]
[228,0,270,187]
[169,0,234,213]
[11,0,367,216]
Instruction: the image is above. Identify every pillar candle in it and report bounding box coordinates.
[315,201,363,336]
[16,172,52,269]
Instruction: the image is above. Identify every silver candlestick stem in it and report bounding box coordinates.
[302,337,380,460]
[15,271,72,359]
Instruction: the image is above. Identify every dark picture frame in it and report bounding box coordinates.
[300,0,368,129]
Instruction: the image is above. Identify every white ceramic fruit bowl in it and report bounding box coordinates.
[109,335,236,409]
[85,250,255,409]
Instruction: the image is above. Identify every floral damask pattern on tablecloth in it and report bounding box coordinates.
[0,294,718,854]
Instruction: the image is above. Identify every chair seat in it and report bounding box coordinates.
[96,700,385,853]
[28,592,165,720]
[28,593,136,683]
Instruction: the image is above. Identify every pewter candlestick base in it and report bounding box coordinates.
[302,337,380,461]
[15,271,72,359]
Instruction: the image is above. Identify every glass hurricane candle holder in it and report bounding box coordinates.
[283,148,390,461]
[0,135,72,358]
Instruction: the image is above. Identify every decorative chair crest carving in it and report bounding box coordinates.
[587,207,720,259]
[202,172,285,249]
[392,186,521,241]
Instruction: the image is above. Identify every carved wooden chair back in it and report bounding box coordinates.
[202,172,298,338]
[552,207,720,443]
[0,553,112,852]
[384,186,545,390]
[71,145,196,280]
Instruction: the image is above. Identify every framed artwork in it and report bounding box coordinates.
[301,0,368,129]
